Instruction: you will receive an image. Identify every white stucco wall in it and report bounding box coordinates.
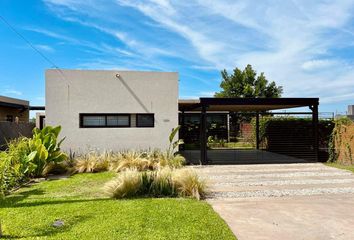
[46,69,178,153]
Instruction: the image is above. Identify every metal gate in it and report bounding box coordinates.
[179,111,332,164]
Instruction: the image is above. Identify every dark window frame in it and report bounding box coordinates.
[6,115,13,122]
[80,113,131,128]
[136,113,155,128]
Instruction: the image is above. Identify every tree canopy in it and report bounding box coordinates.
[215,64,283,98]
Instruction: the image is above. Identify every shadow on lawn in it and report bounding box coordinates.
[8,197,110,208]
[0,188,45,207]
[1,215,92,239]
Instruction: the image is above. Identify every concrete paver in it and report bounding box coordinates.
[194,163,354,240]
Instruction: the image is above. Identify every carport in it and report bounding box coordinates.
[179,97,319,164]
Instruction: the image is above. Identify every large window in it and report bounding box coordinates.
[136,114,154,127]
[80,114,130,128]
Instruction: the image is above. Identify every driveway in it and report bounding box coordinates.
[194,163,354,240]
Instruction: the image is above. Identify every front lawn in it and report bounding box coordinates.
[324,162,354,173]
[0,172,235,239]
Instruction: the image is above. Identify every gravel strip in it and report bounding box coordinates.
[208,187,354,199]
[197,167,340,174]
[212,178,354,187]
[207,171,352,179]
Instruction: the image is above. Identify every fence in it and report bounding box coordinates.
[0,122,35,150]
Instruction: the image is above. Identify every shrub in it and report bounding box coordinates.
[0,126,67,196]
[72,126,186,173]
[74,152,110,173]
[157,152,185,168]
[104,169,143,198]
[172,168,206,200]
[104,168,206,200]
[28,126,67,177]
[328,117,354,164]
[109,151,154,172]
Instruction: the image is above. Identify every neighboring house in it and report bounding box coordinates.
[0,96,35,149]
[0,95,29,122]
[46,69,178,153]
[347,105,354,120]
[35,112,46,129]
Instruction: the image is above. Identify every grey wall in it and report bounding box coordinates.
[46,69,179,153]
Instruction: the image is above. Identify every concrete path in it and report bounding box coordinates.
[194,163,354,240]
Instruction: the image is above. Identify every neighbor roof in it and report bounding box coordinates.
[0,95,29,109]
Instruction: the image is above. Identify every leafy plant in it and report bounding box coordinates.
[28,126,67,177]
[167,126,184,158]
[0,126,67,196]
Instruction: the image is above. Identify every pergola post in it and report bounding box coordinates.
[312,103,319,161]
[200,105,207,164]
[256,112,260,150]
[180,110,185,150]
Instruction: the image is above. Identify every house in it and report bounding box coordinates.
[0,96,37,149]
[46,69,178,153]
[0,95,29,122]
[348,105,354,120]
[46,69,321,164]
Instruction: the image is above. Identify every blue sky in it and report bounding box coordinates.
[1,0,354,114]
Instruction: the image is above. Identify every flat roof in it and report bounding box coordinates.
[0,95,29,109]
[179,97,319,112]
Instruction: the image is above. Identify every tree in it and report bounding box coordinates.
[215,64,283,98]
[214,64,283,143]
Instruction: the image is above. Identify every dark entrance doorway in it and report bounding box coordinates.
[179,98,319,165]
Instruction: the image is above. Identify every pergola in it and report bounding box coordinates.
[179,97,319,164]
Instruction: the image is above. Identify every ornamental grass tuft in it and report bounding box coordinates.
[104,168,206,200]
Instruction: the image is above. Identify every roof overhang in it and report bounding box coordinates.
[179,97,319,112]
[0,95,29,110]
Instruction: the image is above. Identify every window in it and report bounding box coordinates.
[80,114,130,128]
[6,115,13,122]
[136,114,154,127]
[107,115,129,126]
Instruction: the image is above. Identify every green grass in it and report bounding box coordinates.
[0,172,236,239]
[324,162,354,173]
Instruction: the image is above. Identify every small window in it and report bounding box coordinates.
[6,115,13,122]
[107,115,130,127]
[83,115,106,127]
[136,114,154,127]
[80,114,130,128]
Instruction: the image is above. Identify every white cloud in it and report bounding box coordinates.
[199,91,215,97]
[3,89,23,96]
[35,44,54,52]
[42,0,354,110]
